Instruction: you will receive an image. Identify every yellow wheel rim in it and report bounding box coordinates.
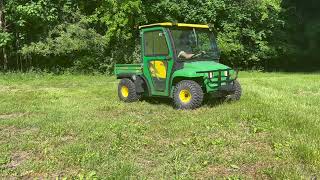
[121,86,129,98]
[179,89,192,103]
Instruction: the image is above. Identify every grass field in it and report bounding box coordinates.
[0,72,320,179]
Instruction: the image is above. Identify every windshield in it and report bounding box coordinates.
[170,28,220,61]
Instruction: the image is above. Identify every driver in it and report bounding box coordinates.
[178,51,194,59]
[176,31,195,59]
[178,50,206,60]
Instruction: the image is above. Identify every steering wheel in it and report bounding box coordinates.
[191,51,207,59]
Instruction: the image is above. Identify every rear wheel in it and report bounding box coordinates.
[118,78,141,102]
[173,80,204,110]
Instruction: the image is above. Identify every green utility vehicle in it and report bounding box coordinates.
[115,22,242,109]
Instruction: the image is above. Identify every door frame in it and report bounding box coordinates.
[141,27,174,96]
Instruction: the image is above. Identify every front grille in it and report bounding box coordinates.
[196,69,237,86]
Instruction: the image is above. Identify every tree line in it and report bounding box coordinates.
[0,0,319,73]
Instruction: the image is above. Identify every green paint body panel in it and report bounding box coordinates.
[114,64,143,75]
[172,61,230,78]
[171,61,236,95]
[114,25,238,98]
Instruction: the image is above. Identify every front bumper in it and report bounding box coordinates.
[197,68,238,93]
[218,83,236,93]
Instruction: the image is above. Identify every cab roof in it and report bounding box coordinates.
[139,22,210,29]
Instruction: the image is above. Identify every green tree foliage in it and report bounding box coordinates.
[145,0,282,68]
[20,0,144,72]
[1,0,72,70]
[0,0,318,72]
[21,22,109,73]
[0,30,11,47]
[276,0,320,70]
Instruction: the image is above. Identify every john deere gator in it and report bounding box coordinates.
[115,22,241,109]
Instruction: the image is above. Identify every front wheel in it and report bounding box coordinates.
[173,80,204,110]
[225,80,242,101]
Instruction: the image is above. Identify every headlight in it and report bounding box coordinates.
[208,72,213,79]
[224,71,229,77]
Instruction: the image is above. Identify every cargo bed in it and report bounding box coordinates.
[114,64,143,79]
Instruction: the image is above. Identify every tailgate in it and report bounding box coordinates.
[115,64,143,77]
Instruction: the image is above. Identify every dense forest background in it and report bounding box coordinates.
[0,0,319,73]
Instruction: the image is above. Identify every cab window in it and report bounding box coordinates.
[144,31,169,56]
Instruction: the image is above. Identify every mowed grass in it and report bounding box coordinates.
[0,72,320,179]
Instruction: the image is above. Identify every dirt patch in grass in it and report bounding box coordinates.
[60,133,78,143]
[0,126,39,139]
[0,85,64,93]
[198,161,273,179]
[240,138,273,153]
[0,86,15,92]
[240,161,273,179]
[3,151,30,169]
[200,165,233,177]
[197,134,274,179]
[0,112,29,120]
[295,89,320,96]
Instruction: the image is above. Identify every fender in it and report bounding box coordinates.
[169,69,205,97]
[117,74,151,96]
[135,75,151,96]
[170,68,204,85]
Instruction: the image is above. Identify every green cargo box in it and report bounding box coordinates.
[114,64,143,78]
